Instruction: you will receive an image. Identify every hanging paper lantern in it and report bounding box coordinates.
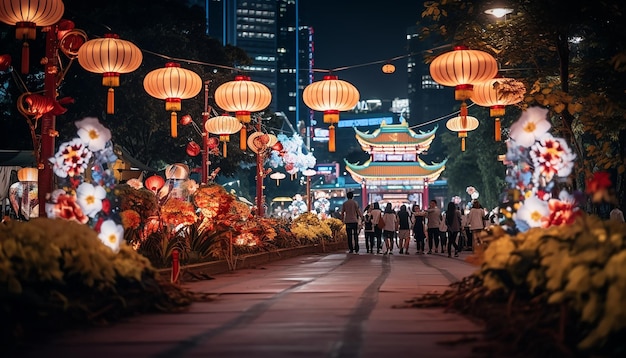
[269,172,286,186]
[145,175,165,193]
[214,75,272,151]
[165,164,189,180]
[144,62,202,138]
[303,75,359,152]
[17,167,38,182]
[186,141,201,157]
[180,114,193,126]
[0,0,64,74]
[382,63,395,74]
[0,54,12,71]
[204,115,242,157]
[446,115,480,151]
[78,34,142,114]
[429,46,498,101]
[470,76,526,141]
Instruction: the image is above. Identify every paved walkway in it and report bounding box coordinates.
[20,240,485,358]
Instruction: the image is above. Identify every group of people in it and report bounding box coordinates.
[340,192,490,256]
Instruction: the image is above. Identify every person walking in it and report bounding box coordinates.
[412,204,426,254]
[370,202,383,254]
[467,200,485,251]
[438,210,448,253]
[425,200,441,254]
[397,205,411,254]
[341,191,363,254]
[381,203,397,255]
[445,202,461,257]
[363,205,375,253]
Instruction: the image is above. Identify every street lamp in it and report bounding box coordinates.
[303,168,317,212]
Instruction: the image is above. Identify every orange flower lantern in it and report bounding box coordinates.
[446,115,480,152]
[0,0,64,74]
[144,62,202,138]
[429,46,498,101]
[77,34,142,114]
[303,75,359,152]
[204,115,242,157]
[470,77,526,141]
[145,175,165,193]
[214,75,272,151]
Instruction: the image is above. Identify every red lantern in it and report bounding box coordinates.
[145,175,165,193]
[207,137,219,150]
[180,114,193,126]
[0,54,11,71]
[186,141,201,157]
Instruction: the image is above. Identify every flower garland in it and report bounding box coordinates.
[46,117,124,252]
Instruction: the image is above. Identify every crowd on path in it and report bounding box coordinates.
[341,192,495,256]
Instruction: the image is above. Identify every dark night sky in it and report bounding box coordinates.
[299,0,423,101]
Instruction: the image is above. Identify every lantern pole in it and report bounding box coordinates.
[255,117,265,217]
[201,80,211,184]
[39,24,60,217]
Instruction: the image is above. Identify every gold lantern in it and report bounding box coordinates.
[17,167,38,182]
[214,75,272,150]
[77,34,142,114]
[303,75,360,152]
[0,0,64,74]
[382,63,395,74]
[446,115,480,151]
[470,77,526,141]
[144,62,202,138]
[429,46,498,101]
[204,115,242,157]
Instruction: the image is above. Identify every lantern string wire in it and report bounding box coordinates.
[407,102,477,129]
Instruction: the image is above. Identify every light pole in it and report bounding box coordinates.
[303,169,317,212]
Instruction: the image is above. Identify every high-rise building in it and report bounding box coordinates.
[188,0,314,128]
[406,24,456,126]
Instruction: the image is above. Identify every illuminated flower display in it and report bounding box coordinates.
[98,219,124,253]
[51,138,92,178]
[268,133,316,175]
[120,209,141,230]
[47,117,123,251]
[503,107,578,232]
[160,199,197,227]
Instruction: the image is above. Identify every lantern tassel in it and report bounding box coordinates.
[21,42,29,75]
[107,88,115,114]
[461,137,466,152]
[276,179,280,186]
[460,101,468,117]
[171,112,178,138]
[223,141,227,157]
[494,118,501,142]
[240,126,247,150]
[328,125,336,152]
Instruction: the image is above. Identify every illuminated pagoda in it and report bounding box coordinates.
[344,120,446,208]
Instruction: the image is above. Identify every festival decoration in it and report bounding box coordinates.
[46,117,123,252]
[214,75,272,150]
[145,175,165,193]
[0,54,11,71]
[446,115,479,151]
[269,172,286,186]
[303,75,359,152]
[78,34,143,114]
[470,76,526,141]
[143,62,202,138]
[268,133,316,177]
[204,115,242,157]
[0,0,64,73]
[382,63,395,74]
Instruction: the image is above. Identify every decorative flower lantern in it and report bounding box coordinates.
[382,63,395,74]
[17,167,38,182]
[0,0,64,74]
[204,115,242,157]
[446,115,480,151]
[247,132,269,154]
[78,34,142,114]
[429,46,499,101]
[269,172,286,186]
[214,75,272,150]
[144,62,202,138]
[145,175,165,193]
[470,77,526,141]
[303,75,360,152]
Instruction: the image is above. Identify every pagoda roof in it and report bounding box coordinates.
[354,120,437,153]
[344,158,447,184]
